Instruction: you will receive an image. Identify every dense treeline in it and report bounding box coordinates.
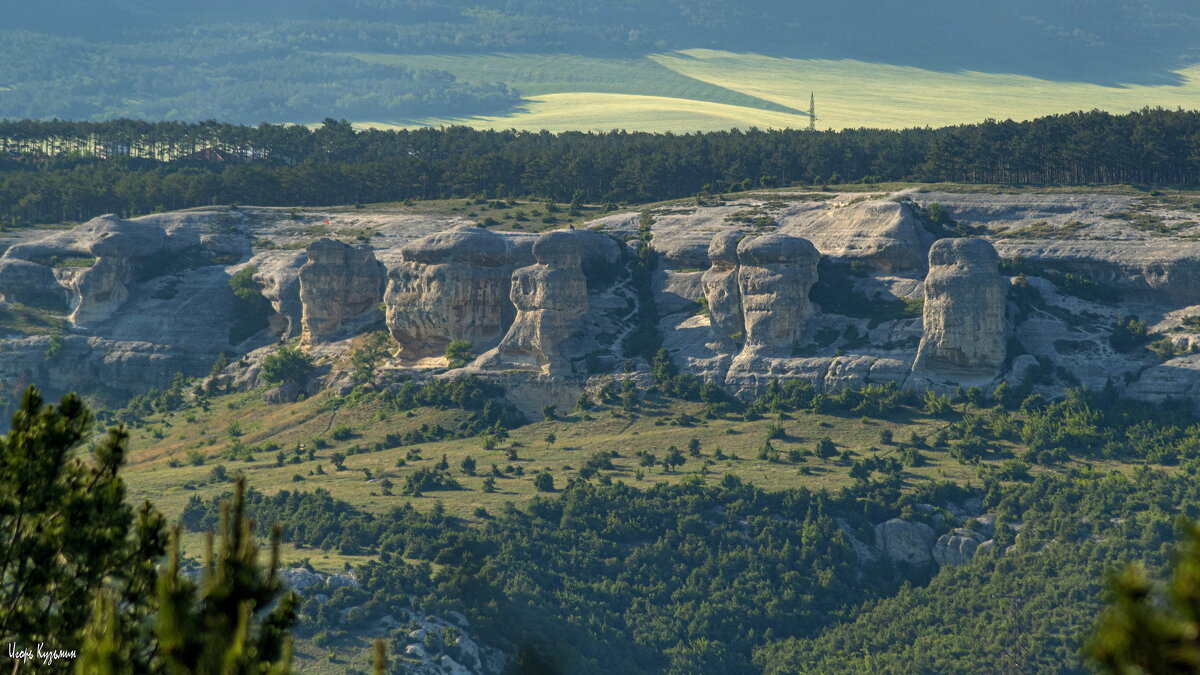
[755,468,1200,673]
[190,476,940,673]
[2,108,1200,225]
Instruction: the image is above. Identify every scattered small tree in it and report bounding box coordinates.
[533,472,555,492]
[259,346,314,386]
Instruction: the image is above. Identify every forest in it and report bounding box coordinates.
[2,108,1200,226]
[0,31,519,123]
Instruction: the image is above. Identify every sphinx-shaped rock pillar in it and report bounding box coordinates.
[70,216,167,329]
[913,238,1006,376]
[384,226,512,358]
[482,231,588,373]
[701,232,745,347]
[735,233,820,356]
[298,238,385,344]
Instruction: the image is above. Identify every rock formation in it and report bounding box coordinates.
[385,227,512,358]
[0,259,67,308]
[298,238,385,344]
[932,528,989,567]
[483,231,588,373]
[873,518,936,566]
[782,199,936,272]
[69,216,168,329]
[913,238,1006,377]
[701,231,745,346]
[735,233,820,355]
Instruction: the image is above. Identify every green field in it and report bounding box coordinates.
[339,49,1200,132]
[123,384,1136,550]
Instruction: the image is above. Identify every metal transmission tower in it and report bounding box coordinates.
[808,92,817,131]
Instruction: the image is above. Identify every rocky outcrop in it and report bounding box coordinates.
[298,238,385,344]
[913,238,1006,377]
[69,216,168,329]
[385,227,512,358]
[781,199,936,272]
[992,239,1200,306]
[932,528,989,567]
[701,232,745,347]
[874,518,936,566]
[0,259,67,309]
[736,234,820,355]
[481,231,588,374]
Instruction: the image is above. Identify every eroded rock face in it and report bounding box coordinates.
[914,238,1006,377]
[384,227,512,358]
[933,528,989,567]
[782,199,936,272]
[70,216,168,329]
[874,518,936,566]
[298,238,385,344]
[701,232,745,346]
[736,233,820,355]
[485,231,588,373]
[0,259,67,308]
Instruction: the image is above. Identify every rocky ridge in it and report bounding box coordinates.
[3,188,1200,414]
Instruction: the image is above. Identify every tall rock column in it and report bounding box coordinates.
[701,231,745,347]
[298,238,385,344]
[384,226,512,358]
[484,231,588,374]
[913,238,1006,376]
[735,233,820,356]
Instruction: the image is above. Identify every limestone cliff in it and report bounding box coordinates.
[913,238,1006,377]
[481,231,589,374]
[298,238,385,344]
[384,226,513,358]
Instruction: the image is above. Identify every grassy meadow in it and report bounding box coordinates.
[122,383,1137,570]
[334,49,1200,132]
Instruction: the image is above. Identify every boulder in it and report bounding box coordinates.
[482,231,589,374]
[913,238,1006,377]
[298,238,384,344]
[933,528,989,567]
[874,518,936,566]
[385,226,512,358]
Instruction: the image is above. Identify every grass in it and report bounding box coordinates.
[0,302,68,337]
[338,52,800,115]
[336,49,1200,133]
[356,92,812,134]
[123,387,1136,532]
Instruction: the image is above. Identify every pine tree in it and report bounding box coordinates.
[1089,520,1200,671]
[153,477,297,674]
[0,386,166,654]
